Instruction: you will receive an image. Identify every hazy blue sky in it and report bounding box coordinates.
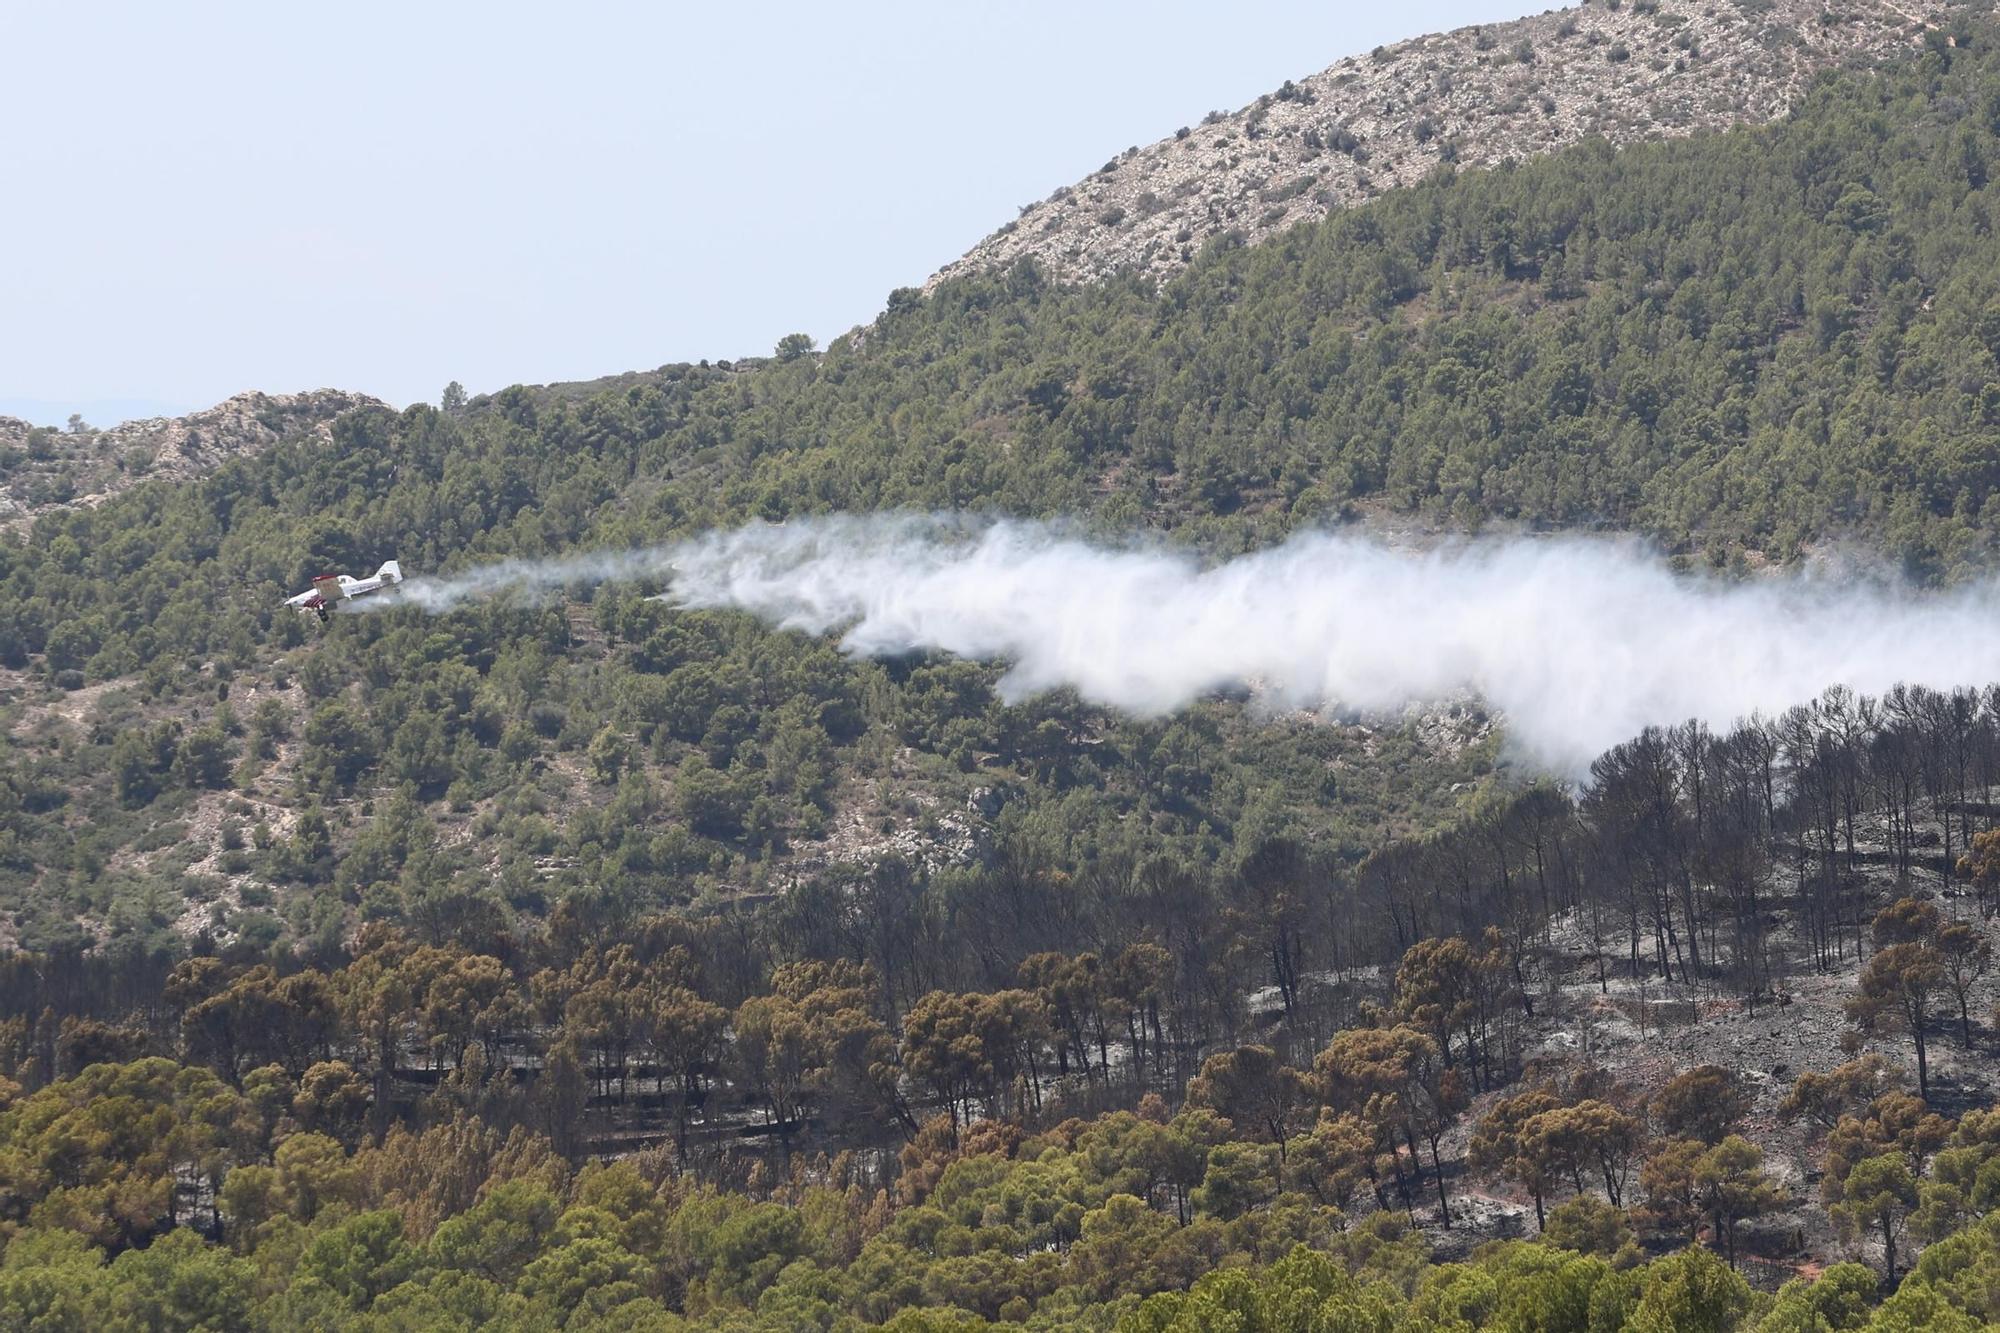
[1,1,1537,425]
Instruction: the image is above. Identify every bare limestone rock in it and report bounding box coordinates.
[0,388,384,530]
[929,0,1970,292]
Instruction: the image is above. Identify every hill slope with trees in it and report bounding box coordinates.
[0,390,383,532]
[930,0,1977,290]
[2,18,2000,1333]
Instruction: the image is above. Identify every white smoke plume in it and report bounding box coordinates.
[389,516,2000,773]
[384,548,681,614]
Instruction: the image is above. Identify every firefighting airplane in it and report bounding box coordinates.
[285,560,404,622]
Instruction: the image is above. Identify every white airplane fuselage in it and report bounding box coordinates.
[287,560,404,620]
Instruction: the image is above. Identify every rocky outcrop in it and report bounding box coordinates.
[0,388,383,528]
[930,0,1969,291]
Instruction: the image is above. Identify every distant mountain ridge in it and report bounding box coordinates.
[930,0,1976,291]
[0,389,382,530]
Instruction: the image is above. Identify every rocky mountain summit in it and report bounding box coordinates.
[0,388,381,529]
[931,0,1972,290]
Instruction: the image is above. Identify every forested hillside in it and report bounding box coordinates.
[0,390,380,531]
[1,683,1996,1329]
[3,19,2000,1333]
[931,0,1964,289]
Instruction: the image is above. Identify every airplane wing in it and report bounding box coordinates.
[312,574,346,600]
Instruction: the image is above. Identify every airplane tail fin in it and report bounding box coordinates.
[376,560,403,584]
